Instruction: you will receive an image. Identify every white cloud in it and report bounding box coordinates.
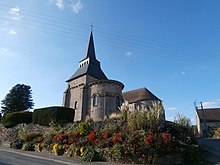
[203,101,218,108]
[125,51,132,57]
[181,71,186,75]
[9,7,21,20]
[56,0,64,10]
[167,107,177,111]
[0,48,15,58]
[71,0,83,13]
[167,116,174,122]
[10,7,20,14]
[0,48,8,52]
[8,30,17,35]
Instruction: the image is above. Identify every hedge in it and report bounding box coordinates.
[33,106,75,126]
[1,111,33,128]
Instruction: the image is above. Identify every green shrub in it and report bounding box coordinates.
[182,145,204,163]
[125,101,164,132]
[33,106,74,126]
[19,130,42,142]
[81,147,102,162]
[78,121,91,136]
[10,139,24,149]
[22,142,35,151]
[1,111,32,128]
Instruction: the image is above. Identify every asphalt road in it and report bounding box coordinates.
[197,138,220,164]
[199,138,220,156]
[0,149,74,165]
[0,147,117,165]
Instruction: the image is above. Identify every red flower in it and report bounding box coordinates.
[68,136,77,144]
[144,136,153,144]
[88,131,96,144]
[102,130,110,139]
[162,132,170,142]
[94,138,101,144]
[112,132,122,144]
[147,130,153,137]
[144,130,154,144]
[74,130,80,137]
[53,132,67,143]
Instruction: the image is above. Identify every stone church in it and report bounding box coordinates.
[63,31,124,121]
[63,31,164,121]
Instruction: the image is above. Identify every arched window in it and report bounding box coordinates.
[74,101,78,109]
[116,96,120,109]
[93,95,98,106]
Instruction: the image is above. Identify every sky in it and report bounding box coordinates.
[1,0,220,124]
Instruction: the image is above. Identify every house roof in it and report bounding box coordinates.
[196,108,220,122]
[66,31,108,82]
[122,87,161,104]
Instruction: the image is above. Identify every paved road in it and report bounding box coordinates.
[198,138,220,164]
[0,147,117,165]
[199,138,220,156]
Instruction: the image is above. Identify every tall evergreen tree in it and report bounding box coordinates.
[1,84,34,114]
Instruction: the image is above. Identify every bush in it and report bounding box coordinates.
[19,130,42,142]
[81,147,102,162]
[10,139,24,149]
[182,145,204,163]
[53,143,64,155]
[33,106,74,126]
[1,111,32,128]
[78,121,91,136]
[124,101,164,132]
[22,142,35,151]
[214,128,220,138]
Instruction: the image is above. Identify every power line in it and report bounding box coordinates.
[1,5,220,66]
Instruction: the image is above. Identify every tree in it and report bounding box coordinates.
[174,113,191,127]
[1,84,34,114]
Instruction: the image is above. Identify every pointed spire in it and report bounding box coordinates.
[84,31,96,59]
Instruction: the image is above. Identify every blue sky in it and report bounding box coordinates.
[1,0,220,124]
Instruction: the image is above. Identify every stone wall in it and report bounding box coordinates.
[88,80,124,121]
[63,75,124,121]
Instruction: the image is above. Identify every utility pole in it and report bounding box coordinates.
[200,102,207,137]
[194,101,207,137]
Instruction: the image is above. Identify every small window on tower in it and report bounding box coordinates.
[74,101,78,109]
[93,95,98,107]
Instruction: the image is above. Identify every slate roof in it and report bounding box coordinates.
[66,31,108,82]
[83,31,96,60]
[67,62,107,82]
[196,108,220,122]
[122,87,161,104]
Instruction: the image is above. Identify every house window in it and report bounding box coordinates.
[74,101,78,109]
[116,96,120,109]
[93,95,98,106]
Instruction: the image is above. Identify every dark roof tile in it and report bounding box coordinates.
[122,87,160,104]
[196,108,220,122]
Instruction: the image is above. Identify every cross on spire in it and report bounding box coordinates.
[91,23,94,31]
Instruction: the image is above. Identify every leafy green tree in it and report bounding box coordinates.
[1,84,34,114]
